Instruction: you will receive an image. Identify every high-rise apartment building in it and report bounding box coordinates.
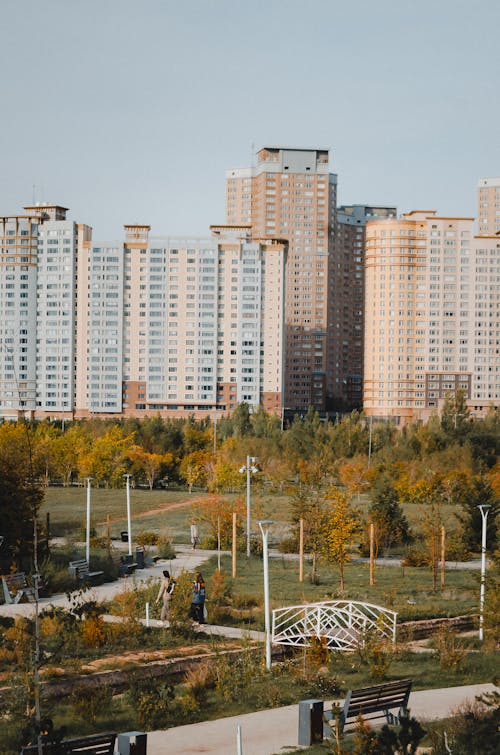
[226,147,337,411]
[477,177,500,235]
[364,210,500,423]
[335,205,397,408]
[0,205,287,420]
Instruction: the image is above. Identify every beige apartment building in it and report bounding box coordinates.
[226,146,337,412]
[364,210,500,424]
[477,177,500,235]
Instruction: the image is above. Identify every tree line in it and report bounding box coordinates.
[0,394,498,573]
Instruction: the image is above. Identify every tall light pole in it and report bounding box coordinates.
[84,477,93,565]
[124,474,133,557]
[368,415,373,467]
[478,504,491,641]
[258,520,273,670]
[239,456,259,557]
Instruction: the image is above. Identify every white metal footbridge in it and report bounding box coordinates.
[272,600,397,651]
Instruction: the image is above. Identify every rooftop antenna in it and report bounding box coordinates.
[32,184,36,205]
[250,140,255,169]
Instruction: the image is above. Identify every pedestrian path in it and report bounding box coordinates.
[145,683,497,754]
[0,545,211,619]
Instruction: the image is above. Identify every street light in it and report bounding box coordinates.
[123,474,133,557]
[239,456,259,557]
[258,520,273,670]
[84,478,93,565]
[478,504,491,641]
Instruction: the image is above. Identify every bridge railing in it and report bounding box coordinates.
[272,600,397,651]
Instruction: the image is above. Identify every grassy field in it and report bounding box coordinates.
[40,486,462,546]
[204,553,481,625]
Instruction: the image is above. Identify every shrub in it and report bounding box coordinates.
[156,534,175,559]
[69,683,113,725]
[402,547,430,567]
[136,531,159,546]
[428,699,500,754]
[432,626,467,672]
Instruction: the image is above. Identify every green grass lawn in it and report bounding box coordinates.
[40,487,295,543]
[206,553,480,626]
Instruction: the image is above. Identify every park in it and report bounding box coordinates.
[0,405,498,753]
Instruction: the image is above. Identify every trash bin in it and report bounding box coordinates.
[121,531,128,543]
[124,553,134,565]
[117,731,147,755]
[298,699,323,746]
[136,546,145,569]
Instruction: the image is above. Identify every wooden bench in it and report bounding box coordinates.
[68,559,104,583]
[112,553,138,577]
[20,731,116,754]
[1,572,36,604]
[324,678,412,736]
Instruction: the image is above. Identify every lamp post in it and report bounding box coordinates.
[368,415,373,468]
[258,520,273,670]
[124,474,133,557]
[84,478,93,565]
[478,504,491,641]
[239,456,259,557]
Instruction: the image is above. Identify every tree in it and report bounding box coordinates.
[128,446,174,490]
[78,426,135,487]
[52,425,89,486]
[191,494,245,549]
[0,424,44,571]
[367,477,411,556]
[440,388,470,439]
[457,476,498,552]
[179,451,210,492]
[321,488,360,593]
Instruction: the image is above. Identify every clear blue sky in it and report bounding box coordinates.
[1,0,499,239]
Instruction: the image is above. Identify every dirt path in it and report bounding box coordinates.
[97,497,196,526]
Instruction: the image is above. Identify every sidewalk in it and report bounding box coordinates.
[0,545,211,619]
[145,683,497,754]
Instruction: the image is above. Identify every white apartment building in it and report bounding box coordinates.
[364,210,500,423]
[0,206,286,420]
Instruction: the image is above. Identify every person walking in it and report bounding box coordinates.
[190,571,206,624]
[190,521,199,549]
[156,570,175,624]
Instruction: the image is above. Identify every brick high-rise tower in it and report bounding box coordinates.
[226,147,337,412]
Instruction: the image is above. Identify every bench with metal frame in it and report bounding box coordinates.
[324,678,413,736]
[68,559,104,583]
[1,571,36,604]
[20,731,116,754]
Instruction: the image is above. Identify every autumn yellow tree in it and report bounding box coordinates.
[78,426,135,487]
[191,494,245,548]
[128,446,174,490]
[52,424,89,486]
[320,488,360,593]
[179,450,211,492]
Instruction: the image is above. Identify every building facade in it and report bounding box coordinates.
[335,205,397,408]
[226,146,337,412]
[0,205,286,420]
[363,210,499,423]
[477,177,500,235]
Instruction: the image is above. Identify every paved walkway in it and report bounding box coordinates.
[145,683,498,754]
[0,545,211,619]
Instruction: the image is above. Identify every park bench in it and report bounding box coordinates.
[112,553,138,577]
[324,678,412,736]
[20,731,116,754]
[1,572,35,604]
[68,559,104,583]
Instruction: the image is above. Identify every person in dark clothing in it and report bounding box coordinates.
[190,571,206,624]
